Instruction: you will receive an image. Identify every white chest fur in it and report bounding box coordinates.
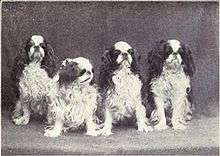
[107,66,142,121]
[56,84,98,128]
[151,67,190,108]
[19,63,52,99]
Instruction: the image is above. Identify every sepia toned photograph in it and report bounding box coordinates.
[1,1,219,155]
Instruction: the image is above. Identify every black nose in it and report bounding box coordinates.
[173,52,178,55]
[122,53,128,58]
[34,46,40,51]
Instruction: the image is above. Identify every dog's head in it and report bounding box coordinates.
[58,57,94,86]
[22,35,58,77]
[102,41,140,72]
[148,39,195,78]
[11,34,57,84]
[25,35,46,63]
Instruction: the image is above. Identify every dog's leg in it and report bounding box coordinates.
[44,114,63,137]
[46,104,55,125]
[12,100,22,120]
[13,99,31,125]
[44,103,63,137]
[136,99,153,133]
[97,108,113,136]
[172,95,187,130]
[154,97,168,130]
[182,98,193,123]
[86,115,100,136]
[85,102,100,136]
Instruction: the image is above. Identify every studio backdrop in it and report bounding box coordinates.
[1,2,219,116]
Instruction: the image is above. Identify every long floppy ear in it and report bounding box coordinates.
[147,40,166,78]
[41,42,59,78]
[101,50,109,64]
[180,44,196,77]
[101,49,113,65]
[10,46,29,100]
[129,48,141,74]
[99,49,115,91]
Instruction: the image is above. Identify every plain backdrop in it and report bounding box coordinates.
[1,2,219,117]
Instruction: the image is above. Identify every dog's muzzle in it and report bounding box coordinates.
[30,51,43,62]
[120,53,131,65]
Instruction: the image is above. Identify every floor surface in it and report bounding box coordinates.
[1,112,219,155]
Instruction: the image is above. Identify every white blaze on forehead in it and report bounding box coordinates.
[114,41,132,52]
[168,39,181,52]
[31,35,44,46]
[72,57,93,70]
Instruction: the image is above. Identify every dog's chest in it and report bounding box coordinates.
[60,86,84,105]
[20,63,52,98]
[60,85,96,105]
[151,68,190,99]
[112,67,142,96]
[58,84,97,127]
[109,67,142,119]
[163,69,189,93]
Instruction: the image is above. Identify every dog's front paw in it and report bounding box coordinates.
[138,124,153,133]
[13,116,29,125]
[172,123,186,130]
[97,128,113,136]
[154,123,168,131]
[86,130,99,136]
[44,128,61,137]
[12,111,22,120]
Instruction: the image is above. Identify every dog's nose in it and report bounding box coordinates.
[122,53,128,59]
[34,46,40,51]
[173,52,178,55]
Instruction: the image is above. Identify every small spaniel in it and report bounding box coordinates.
[44,57,100,137]
[147,39,196,130]
[11,35,58,125]
[97,41,153,136]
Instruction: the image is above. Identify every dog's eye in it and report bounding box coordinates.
[128,49,134,54]
[27,41,34,47]
[167,49,173,55]
[79,69,86,76]
[40,43,46,49]
[165,46,173,55]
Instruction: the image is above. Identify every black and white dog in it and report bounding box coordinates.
[44,57,100,137]
[11,35,58,125]
[147,39,196,130]
[98,41,153,136]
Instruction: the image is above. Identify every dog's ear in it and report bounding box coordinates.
[129,48,141,62]
[10,41,30,96]
[147,40,166,78]
[130,48,141,74]
[101,49,112,65]
[41,41,59,78]
[99,48,115,91]
[180,44,196,77]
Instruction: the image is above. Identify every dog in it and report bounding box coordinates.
[11,35,58,125]
[44,57,100,137]
[146,39,196,130]
[97,41,153,136]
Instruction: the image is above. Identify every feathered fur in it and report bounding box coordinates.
[44,57,100,137]
[11,35,58,125]
[146,39,196,130]
[97,41,153,136]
